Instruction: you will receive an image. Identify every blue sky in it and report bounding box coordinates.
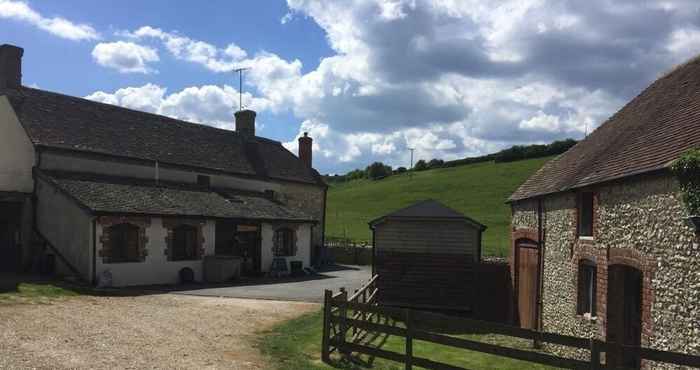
[2,1,699,174]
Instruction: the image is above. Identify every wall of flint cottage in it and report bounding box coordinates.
[511,173,700,365]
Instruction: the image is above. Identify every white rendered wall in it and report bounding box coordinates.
[95,218,216,287]
[260,223,312,273]
[35,177,93,280]
[0,96,35,193]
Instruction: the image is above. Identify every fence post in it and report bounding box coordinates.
[405,309,413,370]
[339,288,348,356]
[321,290,332,363]
[590,339,601,370]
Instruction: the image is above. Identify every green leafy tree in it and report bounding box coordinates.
[414,159,428,171]
[366,162,392,180]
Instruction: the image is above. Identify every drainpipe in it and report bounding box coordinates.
[92,218,97,286]
[30,148,43,272]
[534,198,546,346]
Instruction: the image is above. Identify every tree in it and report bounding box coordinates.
[427,158,445,169]
[366,162,392,180]
[414,159,428,171]
[395,166,407,174]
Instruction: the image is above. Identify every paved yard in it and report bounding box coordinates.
[0,293,317,369]
[176,264,372,302]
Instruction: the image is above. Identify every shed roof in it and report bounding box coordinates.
[37,170,316,222]
[1,86,325,187]
[369,200,486,230]
[509,56,700,202]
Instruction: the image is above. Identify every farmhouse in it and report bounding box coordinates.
[369,199,486,311]
[509,56,700,367]
[0,44,327,286]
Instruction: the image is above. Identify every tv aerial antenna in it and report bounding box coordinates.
[234,67,250,111]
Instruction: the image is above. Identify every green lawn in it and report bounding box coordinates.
[325,157,551,257]
[258,310,559,370]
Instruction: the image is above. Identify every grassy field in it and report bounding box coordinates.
[259,310,558,370]
[325,157,551,257]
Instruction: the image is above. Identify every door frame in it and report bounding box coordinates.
[514,237,541,329]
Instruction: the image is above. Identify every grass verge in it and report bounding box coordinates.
[0,282,81,305]
[259,309,560,370]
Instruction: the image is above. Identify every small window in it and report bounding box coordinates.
[172,225,199,261]
[105,223,141,263]
[577,192,594,237]
[577,260,597,316]
[273,228,296,257]
[197,175,211,187]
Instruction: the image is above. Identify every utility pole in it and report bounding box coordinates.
[234,67,250,111]
[409,148,415,179]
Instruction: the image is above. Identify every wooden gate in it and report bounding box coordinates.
[516,238,539,329]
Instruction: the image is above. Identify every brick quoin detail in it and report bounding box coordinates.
[510,228,540,282]
[607,247,656,345]
[571,244,607,336]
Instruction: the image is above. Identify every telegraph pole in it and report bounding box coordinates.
[409,148,415,179]
[234,67,250,111]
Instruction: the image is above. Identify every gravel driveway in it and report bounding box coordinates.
[176,264,372,302]
[0,294,317,369]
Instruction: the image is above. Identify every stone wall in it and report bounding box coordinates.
[511,173,700,366]
[277,181,326,247]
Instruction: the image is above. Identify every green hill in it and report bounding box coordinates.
[325,157,551,257]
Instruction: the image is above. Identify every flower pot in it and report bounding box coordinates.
[686,216,700,231]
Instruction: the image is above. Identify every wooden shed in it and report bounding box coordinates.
[369,200,486,311]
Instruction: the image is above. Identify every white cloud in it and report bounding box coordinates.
[0,0,99,40]
[124,26,247,72]
[85,84,272,129]
[92,42,159,74]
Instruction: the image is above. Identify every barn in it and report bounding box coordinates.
[369,200,486,311]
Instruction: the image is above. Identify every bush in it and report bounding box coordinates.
[671,148,700,215]
[395,167,407,174]
[414,159,428,171]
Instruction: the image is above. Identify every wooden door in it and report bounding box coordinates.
[607,265,642,369]
[516,240,539,329]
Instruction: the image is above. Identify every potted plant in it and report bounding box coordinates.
[671,148,700,231]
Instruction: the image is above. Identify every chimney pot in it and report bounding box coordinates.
[0,44,23,90]
[235,109,256,138]
[298,132,313,168]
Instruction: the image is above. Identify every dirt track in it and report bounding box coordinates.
[0,294,317,369]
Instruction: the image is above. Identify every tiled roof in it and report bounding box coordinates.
[2,86,324,186]
[510,56,700,201]
[369,199,486,229]
[38,170,316,222]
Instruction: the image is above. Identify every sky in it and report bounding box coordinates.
[2,0,700,174]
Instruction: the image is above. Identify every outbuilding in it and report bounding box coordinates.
[369,199,486,311]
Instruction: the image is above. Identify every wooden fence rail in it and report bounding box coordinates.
[321,277,700,370]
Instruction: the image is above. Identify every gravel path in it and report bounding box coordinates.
[0,294,317,370]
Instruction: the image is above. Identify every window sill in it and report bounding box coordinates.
[577,313,597,323]
[578,236,594,243]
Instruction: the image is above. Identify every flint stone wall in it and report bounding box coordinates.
[511,173,700,366]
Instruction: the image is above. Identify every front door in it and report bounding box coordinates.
[607,264,643,369]
[516,239,540,329]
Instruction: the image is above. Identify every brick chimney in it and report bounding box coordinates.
[235,109,256,138]
[0,44,23,89]
[298,132,313,168]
